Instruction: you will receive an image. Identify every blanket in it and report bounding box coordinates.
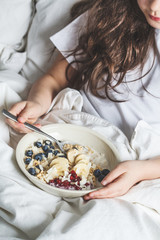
[0,70,160,240]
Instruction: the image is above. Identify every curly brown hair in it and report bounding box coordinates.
[66,0,156,101]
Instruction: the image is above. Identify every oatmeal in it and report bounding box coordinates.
[24,139,110,190]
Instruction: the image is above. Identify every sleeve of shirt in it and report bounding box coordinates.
[50,12,87,68]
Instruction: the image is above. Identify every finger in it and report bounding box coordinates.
[16,123,41,133]
[16,123,32,133]
[83,186,114,200]
[17,108,33,123]
[84,174,130,200]
[6,114,41,133]
[9,102,29,123]
[6,119,32,133]
[9,102,27,118]
[101,162,127,185]
[9,102,35,123]
[35,123,41,128]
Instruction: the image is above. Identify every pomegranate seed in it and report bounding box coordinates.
[54,178,58,183]
[85,182,90,186]
[70,175,76,182]
[56,179,62,185]
[49,180,54,183]
[70,170,77,178]
[63,180,70,187]
[71,184,76,189]
[77,176,81,182]
[75,186,81,190]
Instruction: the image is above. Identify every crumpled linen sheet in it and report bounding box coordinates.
[0,70,160,240]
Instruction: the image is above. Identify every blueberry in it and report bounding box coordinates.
[58,154,67,158]
[34,153,43,161]
[28,168,36,176]
[34,141,42,148]
[42,153,47,158]
[44,140,52,146]
[35,165,40,169]
[101,169,110,176]
[93,169,101,178]
[25,158,32,165]
[45,149,53,157]
[54,150,60,156]
[50,145,55,149]
[25,150,33,157]
[47,149,53,153]
[98,174,105,182]
[42,145,49,152]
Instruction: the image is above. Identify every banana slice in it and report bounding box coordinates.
[50,157,68,167]
[53,163,68,175]
[73,163,90,178]
[67,148,80,164]
[63,143,73,151]
[46,159,69,181]
[45,166,58,180]
[74,154,89,165]
[74,145,84,151]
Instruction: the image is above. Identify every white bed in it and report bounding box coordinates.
[1,1,160,239]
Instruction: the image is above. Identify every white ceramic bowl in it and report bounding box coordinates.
[16,124,120,198]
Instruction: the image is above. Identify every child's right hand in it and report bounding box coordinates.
[6,101,43,133]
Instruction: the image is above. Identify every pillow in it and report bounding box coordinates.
[0,0,33,46]
[0,0,34,72]
[21,0,79,82]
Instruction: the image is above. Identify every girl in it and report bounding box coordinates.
[6,0,160,200]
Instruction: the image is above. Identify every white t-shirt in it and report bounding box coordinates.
[50,13,160,140]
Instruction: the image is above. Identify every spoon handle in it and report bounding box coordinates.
[2,109,64,152]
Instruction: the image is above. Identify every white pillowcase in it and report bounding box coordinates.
[0,0,33,72]
[0,0,33,46]
[22,0,79,82]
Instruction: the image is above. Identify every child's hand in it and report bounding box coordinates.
[6,101,43,133]
[84,160,146,200]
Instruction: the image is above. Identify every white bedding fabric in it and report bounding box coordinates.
[1,71,160,240]
[0,0,34,73]
[1,1,160,239]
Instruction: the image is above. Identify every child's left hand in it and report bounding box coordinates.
[83,160,146,200]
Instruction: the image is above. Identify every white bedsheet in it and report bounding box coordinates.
[0,70,160,240]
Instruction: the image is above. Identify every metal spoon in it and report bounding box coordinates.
[2,109,65,153]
